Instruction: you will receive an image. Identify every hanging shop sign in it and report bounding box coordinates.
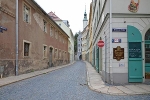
[113,46,124,61]
[112,28,126,32]
[112,39,121,43]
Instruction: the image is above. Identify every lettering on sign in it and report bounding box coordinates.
[112,28,126,32]
[113,46,124,61]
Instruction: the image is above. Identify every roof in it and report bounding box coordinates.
[31,0,69,38]
[48,11,62,21]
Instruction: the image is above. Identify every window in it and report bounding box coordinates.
[23,4,30,23]
[24,42,30,56]
[50,26,53,37]
[43,20,47,32]
[55,49,57,58]
[63,38,64,43]
[55,31,58,39]
[43,46,47,57]
[59,50,61,59]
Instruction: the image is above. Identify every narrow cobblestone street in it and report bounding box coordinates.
[0,61,150,100]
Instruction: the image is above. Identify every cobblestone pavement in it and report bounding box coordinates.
[0,61,150,100]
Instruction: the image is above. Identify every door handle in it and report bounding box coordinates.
[135,68,137,71]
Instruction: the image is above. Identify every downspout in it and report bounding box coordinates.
[109,0,113,84]
[15,0,18,76]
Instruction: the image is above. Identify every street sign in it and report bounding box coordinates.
[97,40,104,48]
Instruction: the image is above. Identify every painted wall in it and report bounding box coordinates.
[112,0,150,14]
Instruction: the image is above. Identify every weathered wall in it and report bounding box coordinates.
[0,0,69,77]
[0,0,16,77]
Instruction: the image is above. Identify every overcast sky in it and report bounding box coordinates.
[34,0,92,35]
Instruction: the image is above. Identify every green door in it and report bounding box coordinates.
[96,45,99,73]
[127,25,143,82]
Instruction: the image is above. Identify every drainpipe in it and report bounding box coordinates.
[109,0,113,84]
[15,0,18,76]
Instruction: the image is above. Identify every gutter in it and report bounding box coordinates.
[109,0,113,84]
[15,0,18,76]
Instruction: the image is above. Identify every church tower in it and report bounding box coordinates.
[83,6,88,29]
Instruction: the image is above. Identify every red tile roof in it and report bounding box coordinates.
[48,11,62,21]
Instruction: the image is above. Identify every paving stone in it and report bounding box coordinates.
[108,86,124,94]
[0,61,150,100]
[125,85,149,93]
[136,84,150,92]
[115,86,135,94]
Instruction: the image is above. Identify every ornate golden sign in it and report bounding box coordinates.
[113,46,124,61]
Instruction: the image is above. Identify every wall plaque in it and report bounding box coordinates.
[113,46,124,61]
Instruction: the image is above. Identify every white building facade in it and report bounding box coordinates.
[92,0,150,84]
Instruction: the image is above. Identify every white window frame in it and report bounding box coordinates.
[23,3,31,23]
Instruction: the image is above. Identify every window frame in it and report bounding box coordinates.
[43,20,47,33]
[23,40,31,57]
[43,44,47,58]
[23,2,31,23]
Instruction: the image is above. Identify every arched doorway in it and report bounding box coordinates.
[145,29,150,79]
[49,47,53,67]
[79,55,82,60]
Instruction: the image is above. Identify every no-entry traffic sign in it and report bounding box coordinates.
[97,40,104,48]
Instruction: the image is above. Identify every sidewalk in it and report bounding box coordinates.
[85,61,150,95]
[0,62,75,87]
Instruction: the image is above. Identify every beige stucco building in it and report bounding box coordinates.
[48,12,74,63]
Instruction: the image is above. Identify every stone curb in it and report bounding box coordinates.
[0,62,75,87]
[85,61,150,96]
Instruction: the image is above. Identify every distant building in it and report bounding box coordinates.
[77,7,89,60]
[77,31,82,60]
[48,12,74,63]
